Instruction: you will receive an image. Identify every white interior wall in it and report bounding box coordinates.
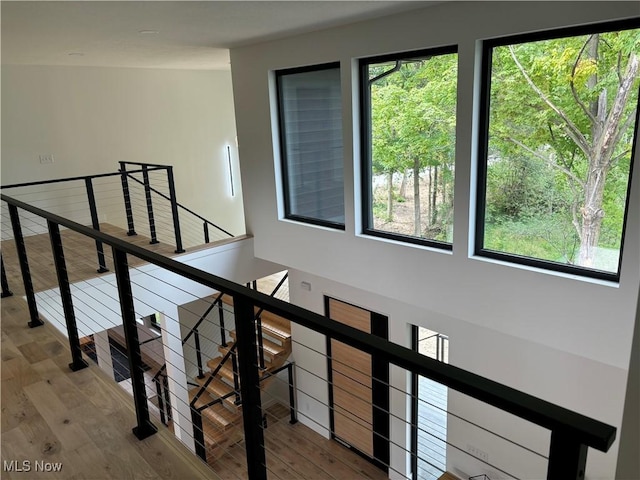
[231,2,640,479]
[179,297,236,381]
[1,65,245,238]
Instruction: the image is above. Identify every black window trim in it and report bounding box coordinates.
[359,45,458,250]
[475,17,640,282]
[275,61,346,231]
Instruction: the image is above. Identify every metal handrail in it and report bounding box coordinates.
[0,167,165,190]
[124,171,234,238]
[1,191,617,458]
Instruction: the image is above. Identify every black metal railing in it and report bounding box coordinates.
[2,162,234,261]
[255,272,288,369]
[1,254,14,298]
[185,272,291,461]
[1,191,617,480]
[119,161,234,248]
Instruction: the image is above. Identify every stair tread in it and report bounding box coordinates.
[199,416,242,448]
[202,421,244,454]
[218,344,274,369]
[259,318,291,341]
[257,310,291,336]
[206,356,236,383]
[215,291,292,340]
[195,374,237,402]
[229,331,285,357]
[189,387,241,429]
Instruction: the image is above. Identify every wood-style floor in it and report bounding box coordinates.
[1,294,215,480]
[1,225,389,480]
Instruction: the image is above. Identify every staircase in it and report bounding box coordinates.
[188,287,293,464]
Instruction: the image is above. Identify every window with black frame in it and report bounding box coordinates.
[276,63,345,229]
[476,20,640,280]
[361,47,458,248]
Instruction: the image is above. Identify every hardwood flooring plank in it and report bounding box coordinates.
[30,359,87,410]
[58,443,113,480]
[1,427,66,480]
[1,378,40,432]
[23,380,95,452]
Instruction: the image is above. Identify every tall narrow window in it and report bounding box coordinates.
[276,63,345,228]
[361,47,458,247]
[477,20,639,280]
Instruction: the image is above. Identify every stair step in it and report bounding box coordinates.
[206,356,237,384]
[257,310,291,337]
[201,420,244,456]
[189,388,242,431]
[229,330,285,359]
[258,317,291,343]
[216,293,291,339]
[194,374,240,411]
[218,344,274,369]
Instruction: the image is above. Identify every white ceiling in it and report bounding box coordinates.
[1,1,436,70]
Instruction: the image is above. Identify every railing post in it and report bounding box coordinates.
[166,167,184,253]
[256,314,266,370]
[288,363,298,424]
[119,162,137,237]
[191,408,207,461]
[48,220,89,372]
[142,165,159,245]
[218,298,227,347]
[194,329,205,379]
[8,204,43,327]
[203,222,210,244]
[1,254,13,297]
[112,247,157,440]
[232,351,241,404]
[547,431,588,480]
[234,295,267,480]
[164,375,172,422]
[85,178,109,273]
[156,379,166,425]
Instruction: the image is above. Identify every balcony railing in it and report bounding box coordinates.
[1,182,617,480]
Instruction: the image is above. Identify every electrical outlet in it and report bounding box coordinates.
[467,444,489,463]
[39,154,54,164]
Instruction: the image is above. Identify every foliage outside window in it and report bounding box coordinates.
[361,47,458,247]
[478,21,639,279]
[276,63,345,229]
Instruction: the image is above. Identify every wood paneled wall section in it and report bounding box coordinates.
[328,298,374,457]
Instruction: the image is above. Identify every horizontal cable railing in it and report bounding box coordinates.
[1,189,617,480]
[119,161,234,248]
[2,162,235,257]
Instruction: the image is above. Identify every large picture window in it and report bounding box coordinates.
[361,47,458,247]
[276,63,345,228]
[477,20,639,280]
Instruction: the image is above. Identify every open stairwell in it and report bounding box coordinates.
[189,290,293,464]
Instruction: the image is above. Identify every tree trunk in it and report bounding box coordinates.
[413,159,421,236]
[399,170,407,199]
[576,39,638,267]
[578,170,607,266]
[427,167,432,228]
[431,165,439,225]
[386,171,394,222]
